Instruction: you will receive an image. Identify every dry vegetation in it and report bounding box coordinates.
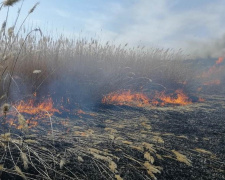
[2,33,193,104]
[0,1,194,105]
[0,0,224,180]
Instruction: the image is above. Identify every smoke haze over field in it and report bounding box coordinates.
[186,34,225,59]
[0,0,225,57]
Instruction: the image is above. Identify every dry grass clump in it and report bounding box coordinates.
[172,150,192,166]
[143,161,162,180]
[194,148,212,155]
[17,113,28,131]
[1,103,10,115]
[144,152,154,164]
[20,151,29,170]
[142,142,156,153]
[15,165,27,180]
[115,174,123,180]
[152,136,164,144]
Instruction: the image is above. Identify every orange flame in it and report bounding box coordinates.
[102,90,150,107]
[4,98,61,129]
[198,56,224,90]
[155,90,192,106]
[16,98,60,116]
[216,56,224,65]
[102,90,193,107]
[200,56,224,78]
[3,97,97,130]
[201,66,222,78]
[75,109,96,117]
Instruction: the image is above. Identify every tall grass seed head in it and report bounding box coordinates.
[8,26,14,37]
[18,113,28,131]
[3,0,21,6]
[33,70,41,74]
[29,2,39,14]
[1,103,10,114]
[1,21,6,32]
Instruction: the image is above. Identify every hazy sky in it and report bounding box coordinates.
[1,0,225,55]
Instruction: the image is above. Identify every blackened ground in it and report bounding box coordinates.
[146,96,225,180]
[90,95,225,180]
[0,95,224,180]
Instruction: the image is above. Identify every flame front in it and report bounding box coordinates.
[4,97,97,130]
[102,90,149,107]
[16,98,60,116]
[197,56,224,91]
[200,56,224,79]
[216,56,224,65]
[102,89,193,107]
[155,90,192,106]
[4,98,60,129]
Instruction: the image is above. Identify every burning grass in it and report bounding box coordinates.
[102,90,150,107]
[102,89,193,107]
[0,1,224,179]
[15,98,60,115]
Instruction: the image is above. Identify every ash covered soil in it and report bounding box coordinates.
[53,95,225,180]
[1,95,225,180]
